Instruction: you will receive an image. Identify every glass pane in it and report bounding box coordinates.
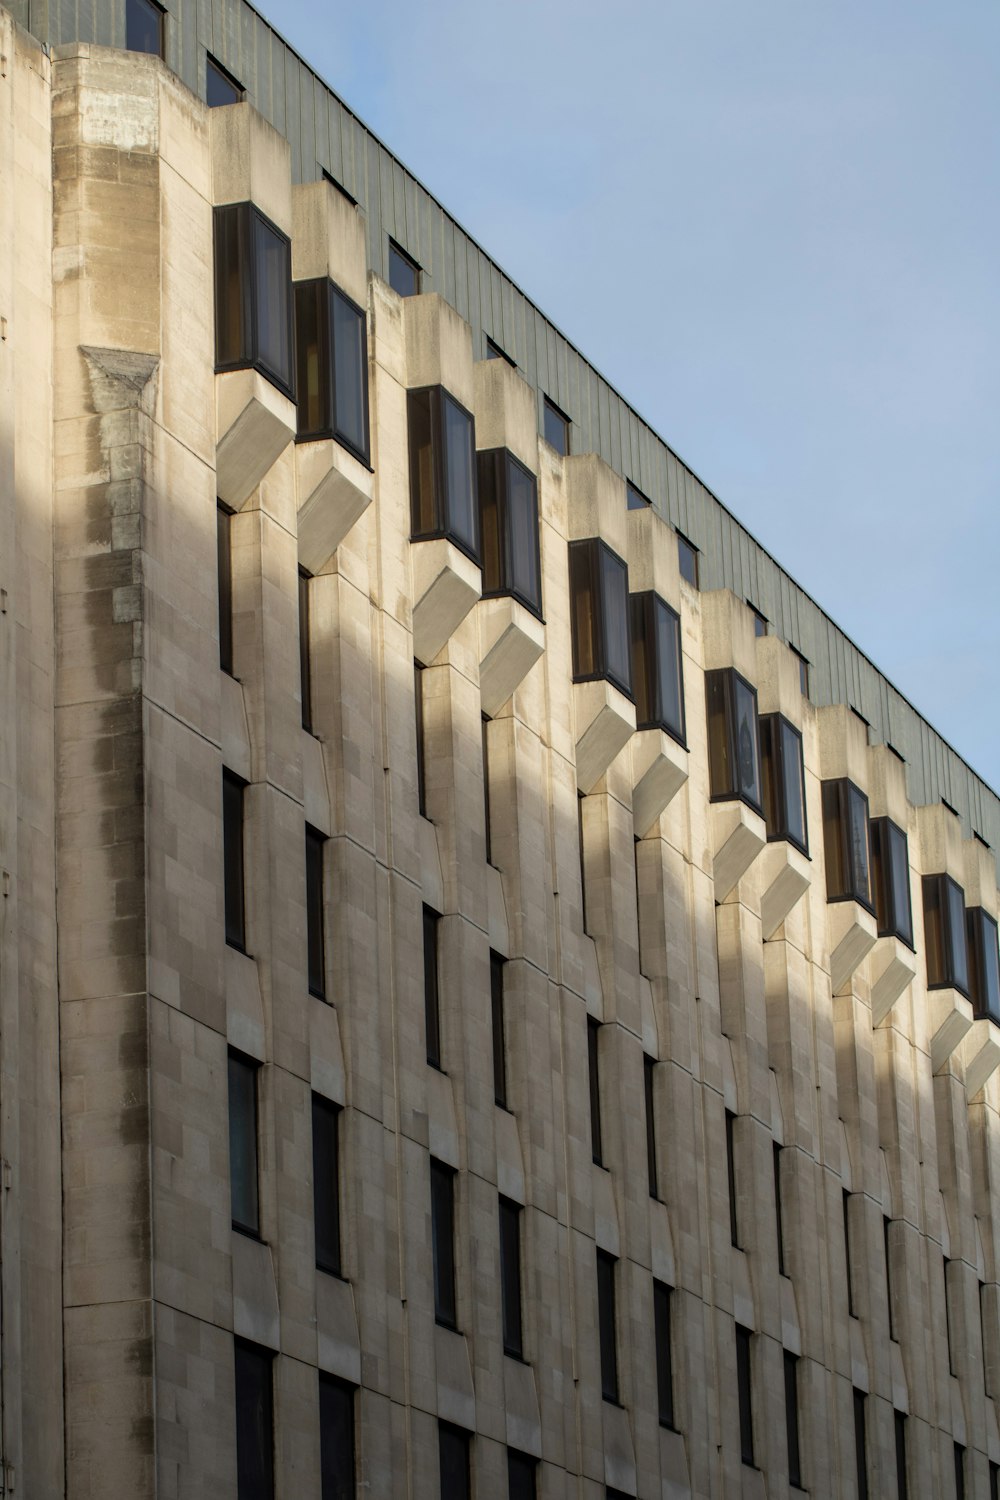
[228,1054,258,1234]
[626,482,649,511]
[677,534,698,588]
[505,455,541,612]
[507,1451,537,1500]
[780,719,806,850]
[207,55,242,107]
[600,547,631,694]
[888,823,913,946]
[846,783,872,907]
[569,542,597,679]
[923,877,947,986]
[759,717,779,833]
[388,242,419,297]
[213,205,246,368]
[295,280,328,438]
[654,598,683,741]
[706,672,735,800]
[822,782,847,899]
[223,771,245,950]
[319,1376,354,1500]
[946,878,969,995]
[431,1162,456,1326]
[234,1343,274,1500]
[312,1096,340,1274]
[981,915,1000,1022]
[543,399,568,455]
[597,1251,618,1401]
[477,451,502,594]
[491,952,507,1106]
[499,1198,522,1356]
[331,288,368,460]
[438,1426,469,1500]
[305,828,325,995]
[732,675,761,810]
[126,0,162,56]
[630,595,652,728]
[253,214,292,390]
[442,394,477,556]
[408,389,437,538]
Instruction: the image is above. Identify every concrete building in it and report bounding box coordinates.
[1,3,1000,1496]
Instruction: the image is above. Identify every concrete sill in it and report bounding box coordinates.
[411,537,481,664]
[216,367,296,509]
[630,728,688,836]
[477,595,544,716]
[828,900,877,994]
[295,437,374,571]
[573,678,636,793]
[711,801,766,902]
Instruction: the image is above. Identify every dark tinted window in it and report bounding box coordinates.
[415,661,427,818]
[844,1190,855,1316]
[759,715,807,853]
[990,1459,998,1500]
[568,538,632,697]
[644,1055,658,1198]
[630,592,685,745]
[438,1423,470,1500]
[319,1375,355,1500]
[218,501,234,674]
[234,1340,274,1500]
[895,1411,908,1500]
[431,1159,457,1328]
[207,53,243,106]
[736,1325,755,1466]
[478,449,542,616]
[126,0,164,56]
[955,1444,965,1500]
[223,770,247,951]
[626,481,650,511]
[423,906,442,1067]
[749,605,768,637]
[388,241,420,298]
[408,387,479,561]
[491,951,508,1107]
[486,336,515,366]
[923,874,970,996]
[653,1280,674,1428]
[543,397,569,455]
[312,1094,340,1276]
[784,1352,802,1489]
[774,1143,786,1276]
[298,567,313,731]
[821,779,873,911]
[793,650,809,698]
[854,1389,868,1500]
[507,1449,537,1500]
[596,1249,618,1402]
[499,1196,523,1358]
[294,280,370,463]
[305,825,326,998]
[706,669,762,813]
[968,908,1000,1022]
[677,533,699,588]
[228,1050,259,1235]
[214,203,293,395]
[587,1017,603,1166]
[726,1110,739,1248]
[884,1216,896,1340]
[871,818,913,946]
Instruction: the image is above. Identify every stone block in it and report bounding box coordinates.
[477,596,545,716]
[295,438,373,572]
[215,369,295,510]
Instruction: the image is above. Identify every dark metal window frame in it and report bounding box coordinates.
[853,1388,869,1500]
[298,566,313,732]
[207,52,244,105]
[568,537,633,699]
[499,1195,524,1359]
[705,667,763,816]
[311,1092,342,1277]
[213,201,295,399]
[408,385,480,566]
[305,823,327,999]
[126,0,165,57]
[726,1109,740,1249]
[482,714,494,866]
[844,1189,856,1318]
[388,239,421,297]
[477,447,543,618]
[895,1410,908,1500]
[922,873,970,997]
[870,816,914,949]
[542,395,570,456]
[596,1248,619,1403]
[884,1215,897,1342]
[967,906,1000,1022]
[293,276,372,465]
[415,661,428,819]
[437,1421,470,1500]
[774,1142,787,1277]
[506,1449,537,1500]
[630,590,686,746]
[759,712,808,854]
[228,1048,261,1238]
[821,777,874,914]
[431,1158,458,1330]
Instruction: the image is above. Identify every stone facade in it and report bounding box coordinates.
[2,11,1000,1499]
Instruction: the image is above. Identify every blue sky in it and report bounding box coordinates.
[267,0,1000,790]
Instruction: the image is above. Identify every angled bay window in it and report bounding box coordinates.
[408,387,478,562]
[968,908,1000,1022]
[214,202,294,397]
[821,779,873,910]
[568,539,631,697]
[294,278,371,462]
[630,592,685,746]
[923,874,970,996]
[705,669,762,813]
[759,714,807,853]
[870,818,914,947]
[477,449,542,616]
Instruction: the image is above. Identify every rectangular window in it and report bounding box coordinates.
[588,1017,603,1167]
[630,592,685,746]
[967,908,1000,1022]
[644,1054,658,1199]
[477,448,542,616]
[543,397,570,456]
[126,0,164,56]
[294,279,370,462]
[388,240,420,298]
[774,1143,786,1276]
[653,1279,674,1429]
[424,906,442,1068]
[726,1110,740,1248]
[234,1339,274,1500]
[214,203,294,395]
[438,1423,470,1500]
[871,818,914,947]
[990,1460,998,1500]
[821,779,874,911]
[431,1159,457,1329]
[223,769,248,952]
[677,532,699,588]
[499,1196,523,1358]
[415,661,427,818]
[578,791,589,934]
[312,1093,341,1276]
[298,567,313,731]
[945,1257,956,1375]
[305,824,327,999]
[228,1050,260,1236]
[597,1249,619,1402]
[955,1444,965,1500]
[319,1374,355,1500]
[207,53,244,106]
[626,480,650,511]
[568,538,632,697]
[507,1449,537,1500]
[844,1190,856,1317]
[408,387,479,561]
[218,500,235,675]
[884,1216,896,1341]
[705,668,762,813]
[759,714,808,853]
[481,713,493,865]
[736,1324,755,1466]
[981,1280,992,1396]
[853,1389,868,1500]
[784,1351,802,1489]
[895,1411,908,1500]
[491,951,508,1107]
[793,648,809,698]
[749,604,768,637]
[923,875,970,996]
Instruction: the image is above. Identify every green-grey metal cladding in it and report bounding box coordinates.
[19,0,1000,857]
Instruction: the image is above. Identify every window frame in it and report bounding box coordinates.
[895,1410,908,1500]
[758,713,808,854]
[206,52,244,106]
[870,816,914,948]
[491,950,509,1108]
[408,385,480,564]
[542,396,570,456]
[234,1338,275,1500]
[293,277,371,464]
[506,1449,537,1500]
[213,201,294,398]
[415,661,428,819]
[587,1017,604,1167]
[431,1158,458,1330]
[596,1248,619,1404]
[298,566,314,732]
[477,447,543,618]
[223,768,248,953]
[726,1109,740,1249]
[228,1048,261,1238]
[784,1351,803,1490]
[653,1279,675,1430]
[125,0,165,57]
[643,1054,659,1200]
[774,1142,787,1277]
[922,873,970,997]
[821,777,874,913]
[312,1093,342,1278]
[629,590,686,747]
[736,1324,756,1468]
[437,1422,470,1500]
[218,500,235,676]
[305,824,327,1000]
[568,537,633,698]
[423,905,442,1069]
[967,906,1000,1022]
[705,667,763,815]
[388,239,421,298]
[499,1195,524,1360]
[853,1388,869,1500]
